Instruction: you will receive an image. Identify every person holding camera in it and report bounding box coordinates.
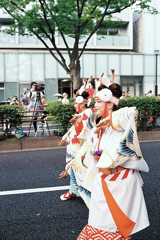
[23,82,46,137]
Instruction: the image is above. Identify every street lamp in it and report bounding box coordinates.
[154,50,159,96]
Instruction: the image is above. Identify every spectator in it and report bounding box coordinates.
[126,91,131,97]
[23,82,45,137]
[57,96,62,101]
[11,98,18,105]
[157,94,160,99]
[7,98,10,102]
[41,95,48,107]
[62,93,69,104]
[148,90,152,97]
[120,91,126,99]
[21,95,28,115]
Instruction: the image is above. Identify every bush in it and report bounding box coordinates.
[0,105,25,138]
[48,96,160,134]
[47,102,76,136]
[118,96,160,131]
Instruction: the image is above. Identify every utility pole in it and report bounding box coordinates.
[154,50,159,96]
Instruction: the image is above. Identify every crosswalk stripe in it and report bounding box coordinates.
[0,185,70,196]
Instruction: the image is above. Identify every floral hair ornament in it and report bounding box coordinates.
[75,96,88,113]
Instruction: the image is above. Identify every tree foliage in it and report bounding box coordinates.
[0,0,158,87]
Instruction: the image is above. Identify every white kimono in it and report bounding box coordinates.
[72,107,149,237]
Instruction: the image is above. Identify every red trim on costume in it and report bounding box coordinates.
[110,172,121,181]
[77,224,132,240]
[110,112,115,130]
[104,102,107,118]
[91,108,94,113]
[83,99,88,104]
[85,88,95,99]
[121,169,130,179]
[97,129,106,149]
[75,120,83,133]
[101,178,136,239]
[101,174,107,179]
[132,169,135,174]
[72,135,80,144]
[82,113,89,120]
[78,104,80,113]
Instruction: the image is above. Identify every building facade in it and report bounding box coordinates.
[0,1,160,102]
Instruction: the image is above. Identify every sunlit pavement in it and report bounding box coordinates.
[0,142,160,240]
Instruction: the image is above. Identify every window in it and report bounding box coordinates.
[107,28,119,36]
[0,83,4,88]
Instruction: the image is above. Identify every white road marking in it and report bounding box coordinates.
[0,185,70,196]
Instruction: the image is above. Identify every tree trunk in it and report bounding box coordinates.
[68,60,81,94]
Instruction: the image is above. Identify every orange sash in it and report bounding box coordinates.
[101,177,135,239]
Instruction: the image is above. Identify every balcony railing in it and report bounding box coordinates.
[97,35,130,46]
[0,32,130,47]
[0,32,15,44]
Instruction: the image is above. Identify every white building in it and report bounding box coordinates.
[0,1,160,102]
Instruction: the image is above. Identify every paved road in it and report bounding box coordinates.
[0,142,160,240]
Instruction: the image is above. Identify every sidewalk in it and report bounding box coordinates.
[1,130,160,153]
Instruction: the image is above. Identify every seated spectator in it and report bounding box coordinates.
[11,98,18,105]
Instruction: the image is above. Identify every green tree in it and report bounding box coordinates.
[0,0,157,89]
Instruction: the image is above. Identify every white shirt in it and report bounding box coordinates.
[62,98,69,104]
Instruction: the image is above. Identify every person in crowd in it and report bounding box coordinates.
[69,83,149,239]
[11,98,18,105]
[41,94,48,107]
[120,91,126,99]
[57,96,62,101]
[157,94,160,99]
[62,93,69,104]
[21,95,28,113]
[19,95,23,106]
[41,95,49,128]
[147,90,152,97]
[126,91,131,97]
[23,82,45,137]
[7,98,10,102]
[59,90,96,201]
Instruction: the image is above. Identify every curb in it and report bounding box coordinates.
[0,136,67,152]
[0,131,160,153]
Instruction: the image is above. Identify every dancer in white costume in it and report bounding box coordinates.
[59,90,96,201]
[73,82,149,239]
[95,69,115,94]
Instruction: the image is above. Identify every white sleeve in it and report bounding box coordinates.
[110,107,138,131]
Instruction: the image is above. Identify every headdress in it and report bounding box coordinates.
[75,95,88,113]
[95,73,119,118]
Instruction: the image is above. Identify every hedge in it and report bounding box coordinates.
[0,105,25,138]
[47,96,160,134]
[118,96,160,131]
[1,96,160,138]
